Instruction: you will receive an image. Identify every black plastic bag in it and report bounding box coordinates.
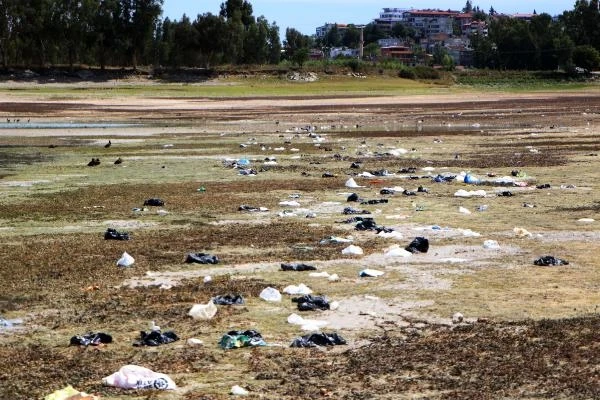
[186,253,219,264]
[347,193,360,202]
[104,228,130,240]
[292,294,330,311]
[355,219,378,231]
[497,191,513,197]
[534,256,569,266]
[291,332,347,348]
[134,330,179,346]
[343,207,370,215]
[281,263,317,271]
[405,237,429,253]
[380,189,395,195]
[402,189,416,196]
[144,198,165,206]
[212,294,245,305]
[70,332,113,346]
[360,199,388,205]
[536,183,551,189]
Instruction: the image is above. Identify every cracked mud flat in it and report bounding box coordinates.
[0,87,599,399]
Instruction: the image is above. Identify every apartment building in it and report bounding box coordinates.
[316,23,349,39]
[373,8,407,34]
[402,9,458,37]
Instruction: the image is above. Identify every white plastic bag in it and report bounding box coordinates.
[188,301,217,320]
[345,178,364,188]
[342,245,363,255]
[283,283,312,295]
[116,252,134,267]
[259,287,282,302]
[102,365,176,390]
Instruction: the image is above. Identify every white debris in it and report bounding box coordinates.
[287,313,328,331]
[259,287,282,302]
[342,245,363,255]
[459,206,471,214]
[117,252,135,267]
[483,240,500,249]
[384,245,412,258]
[455,189,487,197]
[345,177,364,188]
[231,385,249,396]
[188,301,217,320]
[283,283,313,295]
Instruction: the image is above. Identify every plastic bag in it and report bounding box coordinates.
[341,245,363,255]
[185,252,219,264]
[283,283,313,295]
[290,332,346,348]
[292,294,330,311]
[281,263,316,271]
[188,301,218,320]
[104,228,130,240]
[405,237,429,253]
[102,365,176,390]
[259,287,282,302]
[117,252,134,267]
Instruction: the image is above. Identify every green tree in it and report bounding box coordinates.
[219,0,254,28]
[266,20,281,64]
[323,24,341,47]
[93,0,120,70]
[291,46,309,67]
[194,12,227,67]
[391,23,407,38]
[572,44,600,70]
[463,0,473,13]
[363,22,385,44]
[341,24,360,48]
[284,27,311,60]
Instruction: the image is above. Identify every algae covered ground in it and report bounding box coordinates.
[0,76,599,399]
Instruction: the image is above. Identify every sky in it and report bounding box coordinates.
[162,1,576,35]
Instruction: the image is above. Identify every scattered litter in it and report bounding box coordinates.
[384,245,413,257]
[281,263,316,271]
[523,203,536,208]
[278,210,297,217]
[514,227,533,238]
[536,183,551,189]
[577,218,595,223]
[238,205,269,212]
[44,385,99,400]
[133,329,179,347]
[345,178,364,188]
[347,193,360,202]
[70,332,112,347]
[377,230,403,239]
[292,294,330,311]
[185,253,219,264]
[454,189,486,197]
[212,294,244,305]
[342,245,363,255]
[343,207,371,215]
[104,228,130,240]
[187,338,204,346]
[534,256,569,266]
[361,198,388,204]
[452,312,464,324]
[477,205,488,212]
[231,385,249,396]
[0,315,23,329]
[483,240,500,250]
[259,287,282,302]
[359,269,384,277]
[464,173,480,184]
[440,258,466,263]
[497,191,514,197]
[319,236,353,244]
[290,332,347,348]
[143,198,164,207]
[308,271,339,281]
[103,365,176,390]
[189,301,218,320]
[405,237,429,253]
[156,209,169,216]
[287,313,329,330]
[459,206,471,214]
[458,228,481,237]
[279,200,300,207]
[219,330,266,349]
[117,252,135,267]
[283,283,313,295]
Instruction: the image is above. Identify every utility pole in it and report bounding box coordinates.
[357,25,365,59]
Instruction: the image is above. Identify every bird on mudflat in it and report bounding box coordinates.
[104,140,112,148]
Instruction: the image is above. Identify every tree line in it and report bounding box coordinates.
[0,0,600,71]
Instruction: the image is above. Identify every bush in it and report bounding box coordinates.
[413,66,441,80]
[398,68,416,79]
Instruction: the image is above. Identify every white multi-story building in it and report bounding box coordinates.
[374,8,407,33]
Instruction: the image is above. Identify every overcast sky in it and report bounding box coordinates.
[162,1,575,35]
